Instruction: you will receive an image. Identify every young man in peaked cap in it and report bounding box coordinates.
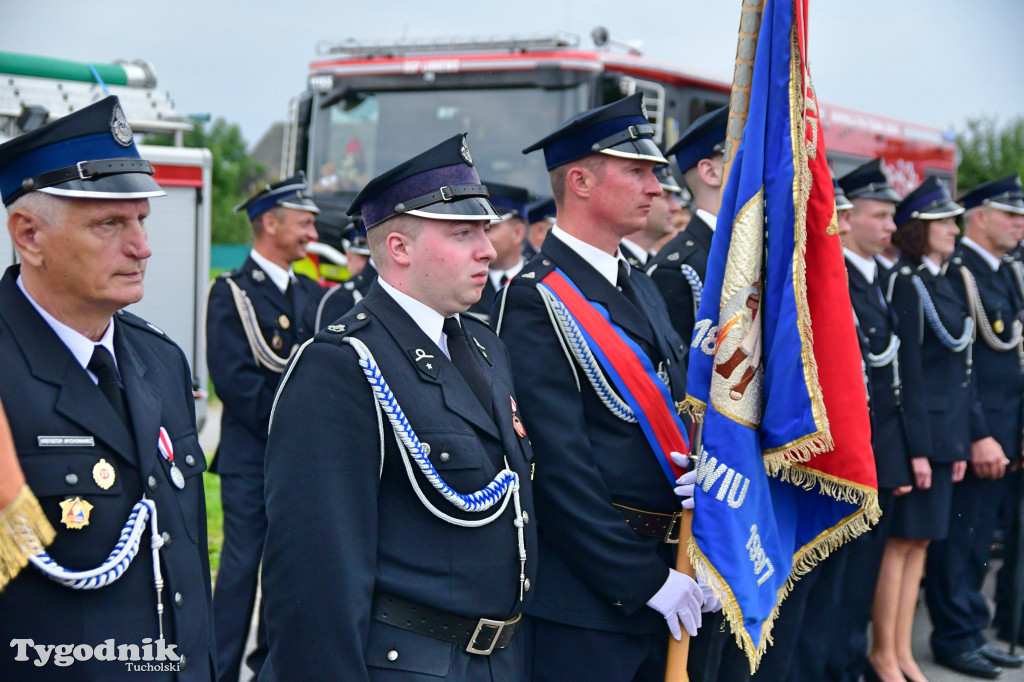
[0,96,215,680]
[205,171,325,682]
[493,93,713,682]
[260,133,537,681]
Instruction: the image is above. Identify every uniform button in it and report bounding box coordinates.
[421,442,431,456]
[65,473,79,486]
[185,454,196,466]
[161,531,172,547]
[387,650,399,662]
[439,452,451,463]
[524,579,531,592]
[174,592,183,608]
[357,313,367,320]
[867,327,877,335]
[179,655,186,670]
[522,512,529,525]
[148,476,158,491]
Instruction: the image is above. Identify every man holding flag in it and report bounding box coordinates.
[682,0,880,676]
[494,93,716,682]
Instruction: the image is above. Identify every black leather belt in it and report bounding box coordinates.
[613,503,682,544]
[370,592,522,656]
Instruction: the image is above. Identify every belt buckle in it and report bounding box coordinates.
[76,161,94,180]
[466,618,505,655]
[439,185,454,202]
[664,512,682,544]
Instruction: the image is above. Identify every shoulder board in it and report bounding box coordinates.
[115,309,176,344]
[318,303,372,342]
[511,254,556,284]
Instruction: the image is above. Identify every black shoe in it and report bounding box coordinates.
[935,649,1002,679]
[979,642,1024,668]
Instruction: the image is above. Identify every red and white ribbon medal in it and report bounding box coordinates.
[158,426,185,489]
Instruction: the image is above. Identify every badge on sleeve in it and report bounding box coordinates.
[158,426,186,489]
[59,497,93,529]
[92,459,116,490]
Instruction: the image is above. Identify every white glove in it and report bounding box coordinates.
[671,451,696,509]
[697,574,721,613]
[646,569,703,640]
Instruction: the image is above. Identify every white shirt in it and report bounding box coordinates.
[844,247,878,284]
[960,236,1002,272]
[695,208,718,232]
[550,225,632,287]
[16,275,116,383]
[489,257,525,292]
[620,238,649,265]
[921,256,941,276]
[875,254,896,271]
[377,277,456,359]
[250,249,296,294]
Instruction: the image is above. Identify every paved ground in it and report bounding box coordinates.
[200,405,1024,681]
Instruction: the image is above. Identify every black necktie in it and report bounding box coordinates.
[443,317,493,418]
[499,274,509,287]
[617,260,643,311]
[88,345,130,427]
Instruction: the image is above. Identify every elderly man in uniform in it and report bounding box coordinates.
[619,165,682,267]
[205,173,324,682]
[926,175,1024,679]
[0,96,215,680]
[259,133,537,681]
[493,93,712,682]
[315,220,377,329]
[466,181,530,322]
[646,105,728,350]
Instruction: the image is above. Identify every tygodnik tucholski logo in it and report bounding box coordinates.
[11,637,181,671]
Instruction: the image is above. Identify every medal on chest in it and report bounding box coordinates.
[158,426,186,489]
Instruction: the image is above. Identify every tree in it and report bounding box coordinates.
[957,116,1024,192]
[144,119,265,244]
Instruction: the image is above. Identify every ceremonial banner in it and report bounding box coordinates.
[683,0,879,670]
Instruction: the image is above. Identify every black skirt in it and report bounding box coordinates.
[890,461,955,540]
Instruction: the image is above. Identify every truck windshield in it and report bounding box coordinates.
[311,85,589,200]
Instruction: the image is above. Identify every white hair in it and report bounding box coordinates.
[7,191,70,227]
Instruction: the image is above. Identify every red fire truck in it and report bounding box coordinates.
[282,30,957,234]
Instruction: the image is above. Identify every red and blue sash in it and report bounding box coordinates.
[540,269,690,488]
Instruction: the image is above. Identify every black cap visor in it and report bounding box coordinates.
[914,198,964,220]
[599,137,667,165]
[279,196,321,214]
[38,172,165,201]
[847,185,901,203]
[404,196,500,222]
[985,197,1024,216]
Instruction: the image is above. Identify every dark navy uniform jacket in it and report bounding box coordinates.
[314,262,378,330]
[887,259,977,463]
[846,258,921,489]
[205,256,323,474]
[0,266,214,681]
[953,244,1024,456]
[260,283,537,681]
[493,231,688,635]
[646,214,714,351]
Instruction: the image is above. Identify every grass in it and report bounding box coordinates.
[204,466,223,576]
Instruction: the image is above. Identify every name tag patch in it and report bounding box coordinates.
[37,436,95,448]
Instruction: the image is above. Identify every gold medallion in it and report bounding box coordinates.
[513,415,527,438]
[59,497,94,529]
[994,319,1006,334]
[92,458,116,490]
[271,332,283,350]
[278,314,290,330]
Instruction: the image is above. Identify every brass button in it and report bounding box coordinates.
[440,452,451,463]
[387,650,399,662]
[65,473,79,486]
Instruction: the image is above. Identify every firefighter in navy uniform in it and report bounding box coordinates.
[926,175,1024,679]
[494,93,714,682]
[259,134,537,681]
[465,181,531,324]
[205,173,325,682]
[315,220,377,329]
[646,105,729,351]
[0,96,215,680]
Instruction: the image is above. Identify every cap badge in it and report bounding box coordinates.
[60,497,94,529]
[110,102,134,148]
[252,269,266,283]
[459,136,474,166]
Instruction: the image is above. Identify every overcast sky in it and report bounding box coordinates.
[3,1,1022,148]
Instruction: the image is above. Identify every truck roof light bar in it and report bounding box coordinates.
[317,33,579,57]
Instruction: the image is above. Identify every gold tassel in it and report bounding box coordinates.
[0,485,55,592]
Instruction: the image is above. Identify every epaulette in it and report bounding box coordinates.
[318,302,372,342]
[509,254,556,285]
[115,309,176,345]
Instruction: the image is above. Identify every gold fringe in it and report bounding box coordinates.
[677,395,706,421]
[0,485,55,592]
[688,486,880,673]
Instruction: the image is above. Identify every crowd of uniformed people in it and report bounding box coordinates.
[1,88,1024,682]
